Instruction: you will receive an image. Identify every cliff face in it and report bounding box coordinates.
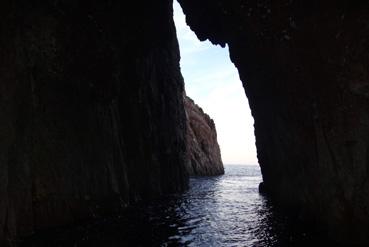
[0,0,188,244]
[2,0,369,244]
[184,96,224,176]
[178,0,369,243]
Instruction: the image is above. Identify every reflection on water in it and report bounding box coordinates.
[168,165,278,246]
[23,165,336,246]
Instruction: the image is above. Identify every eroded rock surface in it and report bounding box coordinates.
[178,0,369,243]
[0,1,187,244]
[184,96,224,176]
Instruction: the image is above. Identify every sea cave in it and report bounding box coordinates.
[0,0,368,246]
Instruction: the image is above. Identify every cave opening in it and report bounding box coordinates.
[173,1,258,167]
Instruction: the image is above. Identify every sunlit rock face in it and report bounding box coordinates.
[184,96,224,176]
[0,0,188,244]
[178,0,369,243]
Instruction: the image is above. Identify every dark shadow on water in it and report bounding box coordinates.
[21,166,349,247]
[21,197,190,247]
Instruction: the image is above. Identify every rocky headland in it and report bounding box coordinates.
[184,96,224,176]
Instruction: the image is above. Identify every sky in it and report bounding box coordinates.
[173,1,258,165]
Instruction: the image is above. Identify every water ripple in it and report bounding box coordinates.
[23,165,339,247]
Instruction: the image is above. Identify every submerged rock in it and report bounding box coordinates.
[184,96,224,176]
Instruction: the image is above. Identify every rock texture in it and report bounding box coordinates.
[0,0,188,245]
[184,96,224,176]
[2,0,369,245]
[178,0,369,244]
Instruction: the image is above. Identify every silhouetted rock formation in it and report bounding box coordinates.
[0,1,188,244]
[184,96,224,176]
[2,0,369,245]
[178,0,369,244]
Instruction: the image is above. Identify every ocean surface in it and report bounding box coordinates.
[24,165,335,246]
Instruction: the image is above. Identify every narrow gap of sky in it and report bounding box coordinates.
[173,1,258,165]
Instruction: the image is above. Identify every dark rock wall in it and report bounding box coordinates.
[0,0,188,243]
[178,0,369,242]
[184,96,224,176]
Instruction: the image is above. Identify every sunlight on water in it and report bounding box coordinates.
[163,165,275,246]
[24,165,336,247]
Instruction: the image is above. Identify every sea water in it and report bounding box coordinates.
[24,165,337,246]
